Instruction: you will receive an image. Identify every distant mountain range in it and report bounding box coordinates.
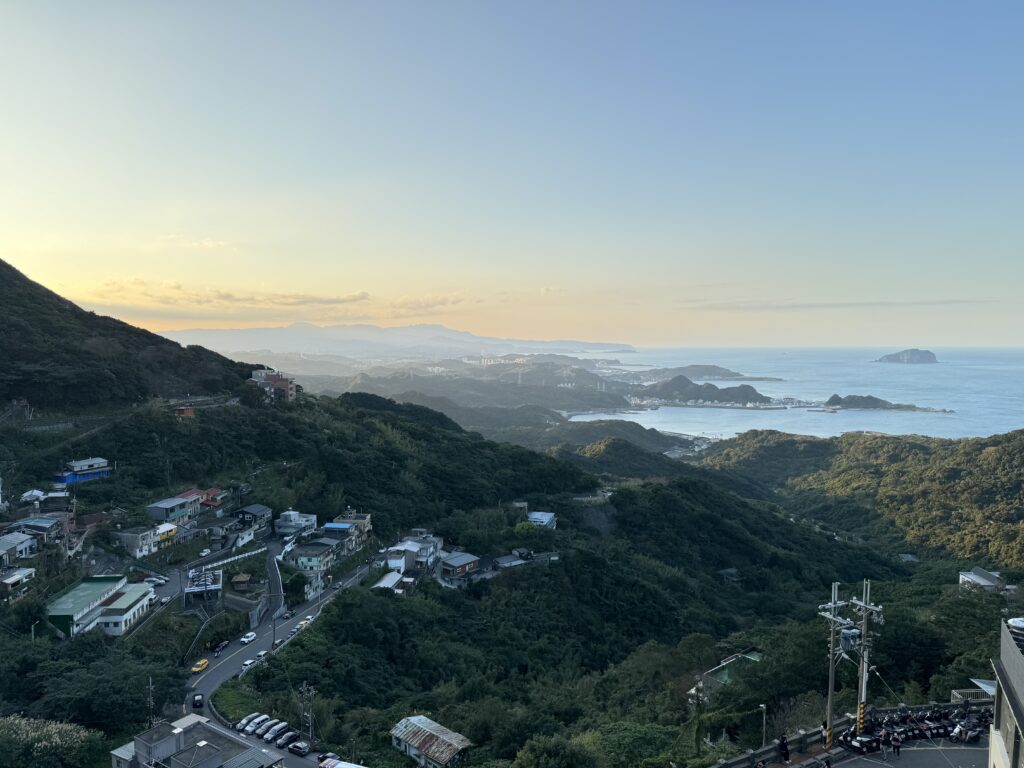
[0,259,253,408]
[162,322,634,361]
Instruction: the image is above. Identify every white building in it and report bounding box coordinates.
[960,566,1004,591]
[275,508,317,538]
[527,511,557,530]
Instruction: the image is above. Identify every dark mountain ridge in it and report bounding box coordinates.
[0,259,254,408]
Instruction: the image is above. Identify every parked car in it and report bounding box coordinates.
[304,615,314,622]
[281,610,294,620]
[241,659,256,673]
[256,650,268,661]
[144,577,166,585]
[244,714,270,735]
[288,741,310,756]
[318,753,341,763]
[240,632,257,644]
[199,548,211,557]
[160,596,171,605]
[254,718,280,737]
[264,721,290,742]
[288,627,299,636]
[236,713,262,732]
[191,659,209,673]
[192,694,204,709]
[272,638,284,649]
[275,731,299,748]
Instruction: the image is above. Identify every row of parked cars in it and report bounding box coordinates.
[235,712,308,754]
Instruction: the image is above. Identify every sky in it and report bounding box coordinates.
[2,2,1022,346]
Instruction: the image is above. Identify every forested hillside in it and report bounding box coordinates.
[0,259,252,408]
[704,429,1024,566]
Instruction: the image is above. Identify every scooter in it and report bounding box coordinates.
[950,720,982,744]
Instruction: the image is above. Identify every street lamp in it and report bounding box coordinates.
[759,704,767,748]
[31,621,39,642]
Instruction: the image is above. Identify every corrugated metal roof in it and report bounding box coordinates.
[441,552,479,568]
[390,716,471,766]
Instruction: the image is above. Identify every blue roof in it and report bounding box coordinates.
[324,522,352,529]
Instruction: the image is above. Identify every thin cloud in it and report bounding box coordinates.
[676,297,999,312]
[90,279,369,309]
[390,294,464,313]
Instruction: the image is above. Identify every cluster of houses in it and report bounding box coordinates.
[249,368,297,402]
[372,506,560,596]
[277,508,373,602]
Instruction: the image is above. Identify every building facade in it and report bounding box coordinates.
[47,575,153,638]
[146,494,201,524]
[993,619,1024,768]
[55,457,111,485]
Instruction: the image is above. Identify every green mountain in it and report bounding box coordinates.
[703,428,1024,566]
[0,259,253,408]
[642,375,771,404]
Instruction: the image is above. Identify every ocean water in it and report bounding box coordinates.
[570,348,1024,439]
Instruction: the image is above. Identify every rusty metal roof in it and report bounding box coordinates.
[390,716,472,765]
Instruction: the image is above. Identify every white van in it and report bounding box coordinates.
[244,714,270,734]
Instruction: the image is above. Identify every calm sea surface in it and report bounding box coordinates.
[570,348,1024,439]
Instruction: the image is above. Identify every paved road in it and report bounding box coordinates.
[183,559,370,767]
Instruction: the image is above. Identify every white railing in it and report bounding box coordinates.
[951,688,992,702]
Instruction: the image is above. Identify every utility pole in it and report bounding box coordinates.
[818,582,851,749]
[851,579,883,735]
[300,681,316,746]
[759,703,767,748]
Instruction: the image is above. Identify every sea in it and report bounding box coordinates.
[570,347,1024,440]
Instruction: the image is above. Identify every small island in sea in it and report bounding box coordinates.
[824,393,952,413]
[875,348,938,364]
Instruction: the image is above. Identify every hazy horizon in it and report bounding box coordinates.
[4,2,1023,345]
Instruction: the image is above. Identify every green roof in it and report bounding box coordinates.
[100,583,152,614]
[47,576,124,618]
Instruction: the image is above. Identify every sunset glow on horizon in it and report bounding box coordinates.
[3,2,1023,347]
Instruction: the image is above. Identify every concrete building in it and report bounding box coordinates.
[47,575,153,638]
[991,618,1024,768]
[110,713,282,768]
[0,567,35,596]
[238,503,272,528]
[275,508,317,538]
[441,552,480,579]
[55,457,111,485]
[11,516,63,543]
[961,566,1005,591]
[249,369,297,402]
[526,511,557,530]
[146,494,201,525]
[390,715,472,768]
[115,526,157,559]
[155,523,178,548]
[286,537,343,572]
[0,531,38,564]
[329,509,373,547]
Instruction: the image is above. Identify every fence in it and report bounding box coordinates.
[202,547,267,573]
[712,700,993,768]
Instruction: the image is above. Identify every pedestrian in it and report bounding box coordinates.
[821,721,828,747]
[891,732,902,758]
[779,735,791,765]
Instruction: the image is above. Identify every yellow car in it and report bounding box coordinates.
[297,620,309,628]
[191,658,209,673]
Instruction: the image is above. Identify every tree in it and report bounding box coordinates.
[511,735,598,768]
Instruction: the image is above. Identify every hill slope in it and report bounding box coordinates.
[0,259,253,408]
[704,428,1024,566]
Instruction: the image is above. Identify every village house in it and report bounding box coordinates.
[249,369,297,401]
[115,526,157,559]
[440,552,480,579]
[275,508,317,538]
[959,565,1008,592]
[237,503,273,528]
[0,567,35,597]
[390,715,472,768]
[10,515,63,543]
[329,509,373,547]
[146,494,201,525]
[54,457,111,485]
[0,531,38,564]
[47,575,153,638]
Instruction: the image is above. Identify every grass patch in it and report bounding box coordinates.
[212,679,260,723]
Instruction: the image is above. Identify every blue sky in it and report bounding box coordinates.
[2,2,1021,345]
